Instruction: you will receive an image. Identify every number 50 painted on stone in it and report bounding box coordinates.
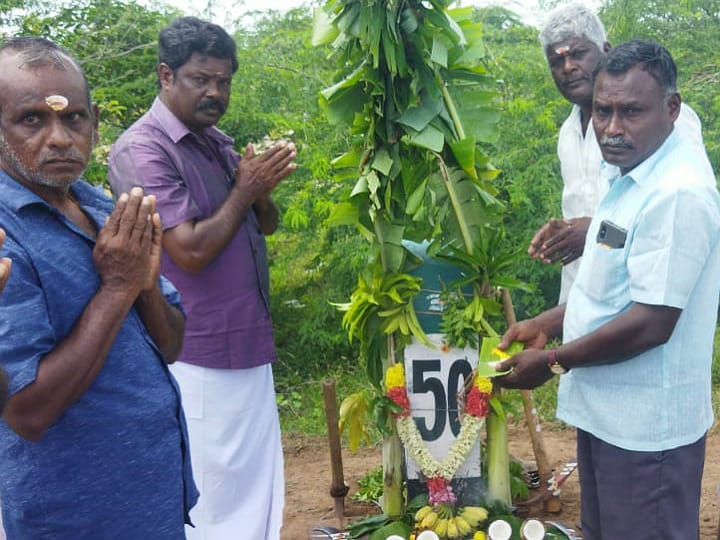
[404,337,482,482]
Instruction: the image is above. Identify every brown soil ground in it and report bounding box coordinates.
[281,423,720,540]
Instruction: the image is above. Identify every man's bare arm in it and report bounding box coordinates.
[496,303,680,389]
[133,206,184,362]
[0,228,11,293]
[498,303,567,351]
[3,287,139,441]
[253,195,279,236]
[0,228,11,413]
[135,286,185,363]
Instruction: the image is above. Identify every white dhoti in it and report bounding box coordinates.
[170,362,284,540]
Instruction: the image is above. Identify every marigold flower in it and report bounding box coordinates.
[389,363,487,496]
[385,363,405,390]
[474,376,493,394]
[474,532,487,540]
[491,347,510,360]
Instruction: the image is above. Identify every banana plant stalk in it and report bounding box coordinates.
[480,319,511,507]
[383,334,404,517]
[382,427,404,517]
[315,0,504,520]
[486,388,511,506]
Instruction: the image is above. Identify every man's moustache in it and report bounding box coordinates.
[197,100,226,114]
[564,76,588,86]
[40,150,85,165]
[599,135,633,149]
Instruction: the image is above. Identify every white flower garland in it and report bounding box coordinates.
[396,414,485,481]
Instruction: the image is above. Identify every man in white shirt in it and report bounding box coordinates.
[528,4,705,303]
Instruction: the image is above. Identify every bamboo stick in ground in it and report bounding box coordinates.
[322,379,349,528]
[500,288,561,513]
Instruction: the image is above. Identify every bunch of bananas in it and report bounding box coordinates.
[414,505,489,539]
[458,506,489,528]
[337,268,431,346]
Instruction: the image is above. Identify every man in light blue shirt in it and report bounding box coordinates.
[497,40,720,539]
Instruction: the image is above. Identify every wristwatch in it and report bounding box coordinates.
[547,348,568,375]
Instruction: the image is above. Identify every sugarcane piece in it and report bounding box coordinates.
[322,379,349,528]
[500,288,559,513]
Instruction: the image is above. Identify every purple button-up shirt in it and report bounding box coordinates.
[108,98,277,370]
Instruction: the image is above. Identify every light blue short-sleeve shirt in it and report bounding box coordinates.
[557,129,720,452]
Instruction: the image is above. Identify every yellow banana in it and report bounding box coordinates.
[454,515,472,535]
[460,506,489,526]
[433,518,449,536]
[414,505,433,523]
[421,511,439,529]
[446,517,460,538]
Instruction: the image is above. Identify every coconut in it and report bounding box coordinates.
[487,519,513,540]
[520,518,546,539]
[416,531,440,540]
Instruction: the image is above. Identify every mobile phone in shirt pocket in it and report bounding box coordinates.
[582,233,628,303]
[596,220,627,249]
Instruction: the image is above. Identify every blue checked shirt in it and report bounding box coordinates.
[0,172,198,538]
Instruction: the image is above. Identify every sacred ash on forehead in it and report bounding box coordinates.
[554,45,571,56]
[45,94,68,111]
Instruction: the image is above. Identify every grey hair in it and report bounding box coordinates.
[0,36,92,111]
[539,4,607,52]
[1,36,77,71]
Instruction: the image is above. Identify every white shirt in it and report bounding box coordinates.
[555,103,704,303]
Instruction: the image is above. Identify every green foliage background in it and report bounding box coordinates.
[2,0,719,433]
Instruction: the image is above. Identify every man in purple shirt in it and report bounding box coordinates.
[108,17,296,540]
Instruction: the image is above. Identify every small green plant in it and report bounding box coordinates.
[276,389,304,414]
[508,459,529,501]
[352,465,384,504]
